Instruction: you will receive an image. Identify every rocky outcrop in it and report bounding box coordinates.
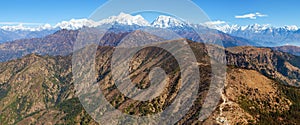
[226,46,300,86]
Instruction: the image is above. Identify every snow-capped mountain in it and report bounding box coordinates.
[0,13,188,43]
[151,15,188,28]
[203,22,300,46]
[55,13,151,30]
[0,19,97,32]
[54,19,99,30]
[0,13,151,32]
[0,23,57,43]
[1,12,300,46]
[54,13,187,29]
[98,12,150,26]
[225,24,272,33]
[1,13,298,33]
[205,23,299,34]
[0,13,153,43]
[0,24,54,32]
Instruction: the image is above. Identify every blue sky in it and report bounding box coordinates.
[0,0,299,27]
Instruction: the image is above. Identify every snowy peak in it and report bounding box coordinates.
[242,24,271,31]
[0,13,151,31]
[202,22,300,47]
[204,22,300,33]
[54,13,186,29]
[1,12,299,32]
[99,12,150,26]
[151,15,187,28]
[0,24,53,31]
[282,25,299,31]
[0,24,36,31]
[237,24,273,33]
[55,13,150,29]
[245,24,299,32]
[54,19,99,30]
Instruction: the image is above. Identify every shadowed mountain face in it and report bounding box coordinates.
[0,40,300,124]
[0,29,57,44]
[0,40,212,124]
[0,27,255,62]
[272,45,300,56]
[226,46,300,87]
[219,24,300,47]
[0,50,103,124]
[0,29,78,62]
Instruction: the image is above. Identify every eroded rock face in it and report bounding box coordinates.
[226,46,300,87]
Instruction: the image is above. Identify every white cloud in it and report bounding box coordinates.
[255,12,268,17]
[201,20,235,33]
[235,12,268,19]
[203,20,226,25]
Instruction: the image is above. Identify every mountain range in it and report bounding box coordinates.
[273,45,300,56]
[1,13,300,48]
[207,23,300,47]
[1,11,300,124]
[0,40,300,124]
[0,29,57,44]
[1,12,299,63]
[0,20,258,62]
